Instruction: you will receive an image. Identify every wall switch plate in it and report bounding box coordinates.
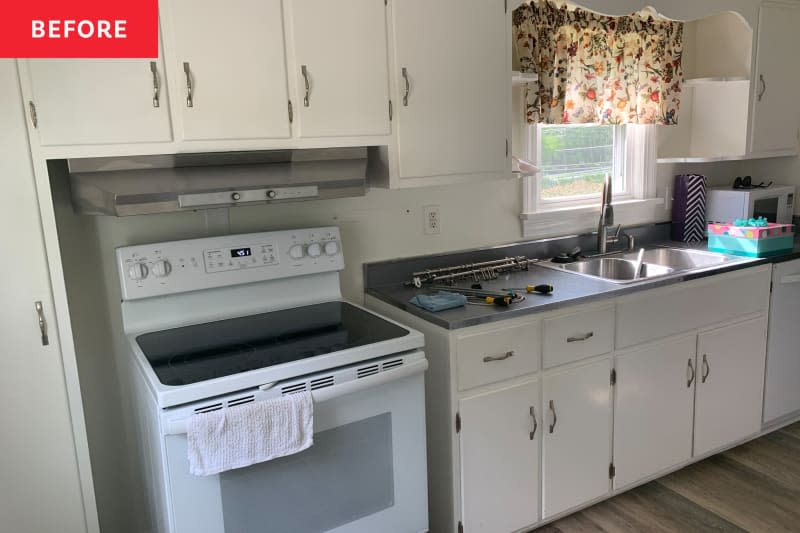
[424,205,441,235]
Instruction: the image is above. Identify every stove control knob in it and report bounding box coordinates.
[288,244,305,260]
[324,241,339,256]
[152,260,172,278]
[128,262,149,281]
[266,190,277,199]
[307,242,322,258]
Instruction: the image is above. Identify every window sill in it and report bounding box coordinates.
[520,198,666,239]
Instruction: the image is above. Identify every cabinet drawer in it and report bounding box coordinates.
[543,305,614,368]
[616,265,771,348]
[456,321,541,391]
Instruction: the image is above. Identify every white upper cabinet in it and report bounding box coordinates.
[694,317,767,457]
[287,0,391,137]
[459,379,540,533]
[22,57,172,147]
[163,0,291,141]
[391,0,508,181]
[749,2,800,155]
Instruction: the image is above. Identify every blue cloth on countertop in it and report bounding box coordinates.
[409,291,467,312]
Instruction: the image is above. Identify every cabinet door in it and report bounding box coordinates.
[694,317,767,456]
[0,60,91,533]
[764,260,800,422]
[614,335,696,489]
[750,2,800,154]
[542,358,612,518]
[24,57,172,146]
[392,0,507,179]
[459,380,540,533]
[289,0,390,137]
[165,0,291,141]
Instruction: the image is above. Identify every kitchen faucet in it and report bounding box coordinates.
[595,173,636,255]
[597,173,615,254]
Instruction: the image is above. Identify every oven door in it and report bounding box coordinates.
[161,355,428,533]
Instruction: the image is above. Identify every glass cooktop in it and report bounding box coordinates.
[135,302,409,386]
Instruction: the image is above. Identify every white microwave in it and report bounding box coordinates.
[706,184,795,224]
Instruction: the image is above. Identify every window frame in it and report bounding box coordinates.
[522,123,657,216]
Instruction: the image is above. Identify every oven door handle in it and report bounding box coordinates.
[165,357,428,436]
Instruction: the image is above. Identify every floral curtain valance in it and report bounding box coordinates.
[513,0,684,125]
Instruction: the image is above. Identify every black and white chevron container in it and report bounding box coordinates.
[671,174,707,243]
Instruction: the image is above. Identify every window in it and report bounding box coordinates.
[521,123,657,218]
[534,124,629,210]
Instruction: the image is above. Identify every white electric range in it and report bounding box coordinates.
[117,226,429,533]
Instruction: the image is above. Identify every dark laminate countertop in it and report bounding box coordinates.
[365,237,800,330]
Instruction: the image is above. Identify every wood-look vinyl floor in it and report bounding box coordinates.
[536,422,800,533]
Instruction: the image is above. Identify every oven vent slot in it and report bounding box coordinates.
[227,395,255,407]
[194,402,223,414]
[382,359,404,371]
[357,364,380,379]
[281,382,308,395]
[310,376,335,390]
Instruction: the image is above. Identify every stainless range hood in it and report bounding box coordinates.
[68,148,370,216]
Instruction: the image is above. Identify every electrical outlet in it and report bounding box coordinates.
[424,205,441,235]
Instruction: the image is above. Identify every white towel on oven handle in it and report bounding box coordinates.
[187,392,314,476]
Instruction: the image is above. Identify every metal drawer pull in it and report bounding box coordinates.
[529,406,538,440]
[567,331,594,343]
[401,67,410,106]
[780,274,800,284]
[183,62,194,108]
[758,74,766,101]
[35,301,49,346]
[301,65,310,107]
[548,400,557,434]
[687,358,695,388]
[701,354,710,383]
[482,350,514,363]
[149,62,160,108]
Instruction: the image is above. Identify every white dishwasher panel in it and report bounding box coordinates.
[764,259,800,423]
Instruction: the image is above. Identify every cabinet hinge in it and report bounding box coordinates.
[388,99,393,121]
[770,281,773,293]
[611,368,617,386]
[456,412,461,433]
[458,520,464,533]
[609,462,616,479]
[505,138,509,157]
[288,100,294,124]
[504,0,508,13]
[28,101,38,129]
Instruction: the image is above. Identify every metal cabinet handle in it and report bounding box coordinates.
[701,354,710,383]
[687,358,695,388]
[35,301,49,346]
[301,65,310,107]
[567,331,594,343]
[401,67,410,106]
[482,350,514,363]
[548,400,557,434]
[183,62,193,108]
[150,61,160,108]
[529,406,538,440]
[758,74,766,102]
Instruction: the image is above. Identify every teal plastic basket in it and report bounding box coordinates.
[708,234,794,257]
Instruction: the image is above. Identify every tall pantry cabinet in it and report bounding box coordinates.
[0,60,98,533]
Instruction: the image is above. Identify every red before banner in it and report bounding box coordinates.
[0,0,159,58]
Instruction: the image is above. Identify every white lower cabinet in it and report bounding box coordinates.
[542,358,612,518]
[694,317,767,456]
[613,335,696,489]
[459,379,540,533]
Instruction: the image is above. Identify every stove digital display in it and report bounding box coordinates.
[230,247,252,258]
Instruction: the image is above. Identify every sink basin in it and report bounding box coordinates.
[622,248,734,269]
[560,257,674,282]
[540,246,746,284]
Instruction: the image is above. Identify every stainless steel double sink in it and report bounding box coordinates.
[540,247,746,284]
